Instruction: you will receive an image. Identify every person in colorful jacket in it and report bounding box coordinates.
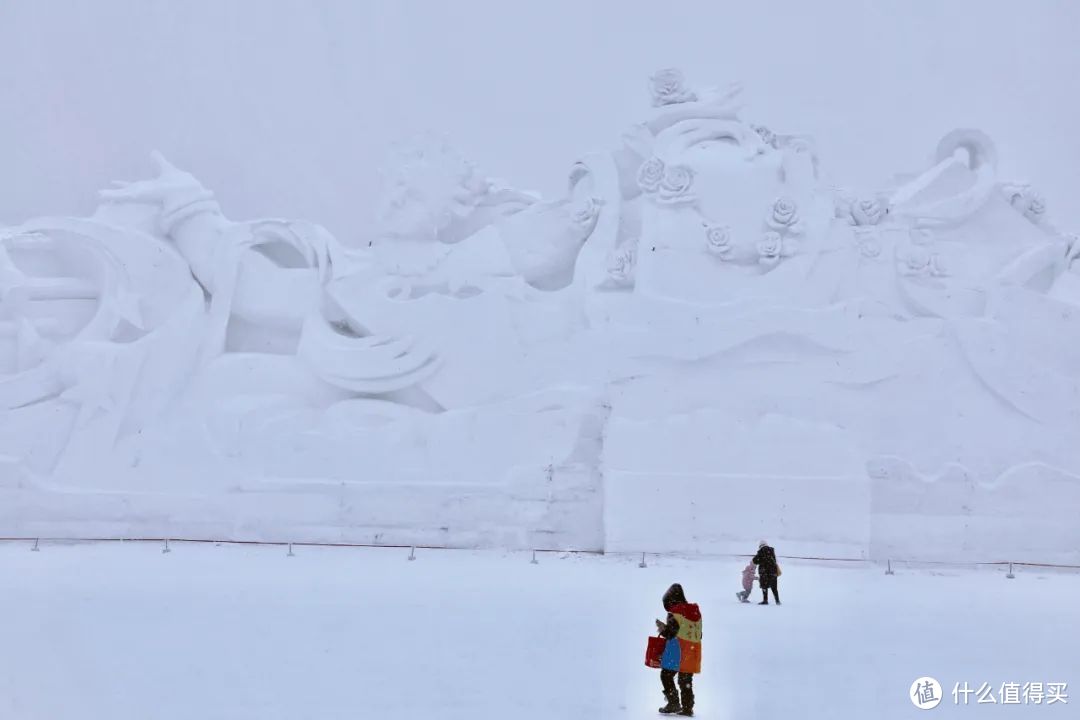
[654,583,702,716]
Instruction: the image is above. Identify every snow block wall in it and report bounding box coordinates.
[868,459,1080,565]
[3,72,1080,562]
[603,464,1080,563]
[0,464,603,551]
[604,471,871,559]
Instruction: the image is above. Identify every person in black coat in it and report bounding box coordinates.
[752,540,780,605]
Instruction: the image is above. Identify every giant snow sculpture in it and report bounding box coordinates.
[2,70,1078,562]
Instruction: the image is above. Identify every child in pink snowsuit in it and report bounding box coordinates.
[736,563,756,603]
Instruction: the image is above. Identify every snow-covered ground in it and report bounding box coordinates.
[1,542,1074,719]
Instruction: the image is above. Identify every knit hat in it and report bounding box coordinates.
[759,540,768,548]
[663,583,688,610]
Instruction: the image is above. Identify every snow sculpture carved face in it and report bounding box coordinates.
[631,80,822,304]
[377,134,536,249]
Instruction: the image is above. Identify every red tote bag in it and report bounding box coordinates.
[645,635,665,669]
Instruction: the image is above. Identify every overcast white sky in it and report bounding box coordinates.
[2,0,1077,243]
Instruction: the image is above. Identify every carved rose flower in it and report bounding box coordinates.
[607,246,636,285]
[854,228,881,259]
[637,157,666,193]
[704,224,734,258]
[657,165,695,204]
[850,198,886,226]
[767,196,802,233]
[1024,194,1046,222]
[1005,184,1046,224]
[899,245,932,276]
[649,68,697,107]
[572,197,601,226]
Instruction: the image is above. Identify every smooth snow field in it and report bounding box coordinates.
[1,542,1074,719]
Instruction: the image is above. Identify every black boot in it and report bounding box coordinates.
[660,672,681,714]
[758,589,769,605]
[677,673,695,716]
[659,697,682,714]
